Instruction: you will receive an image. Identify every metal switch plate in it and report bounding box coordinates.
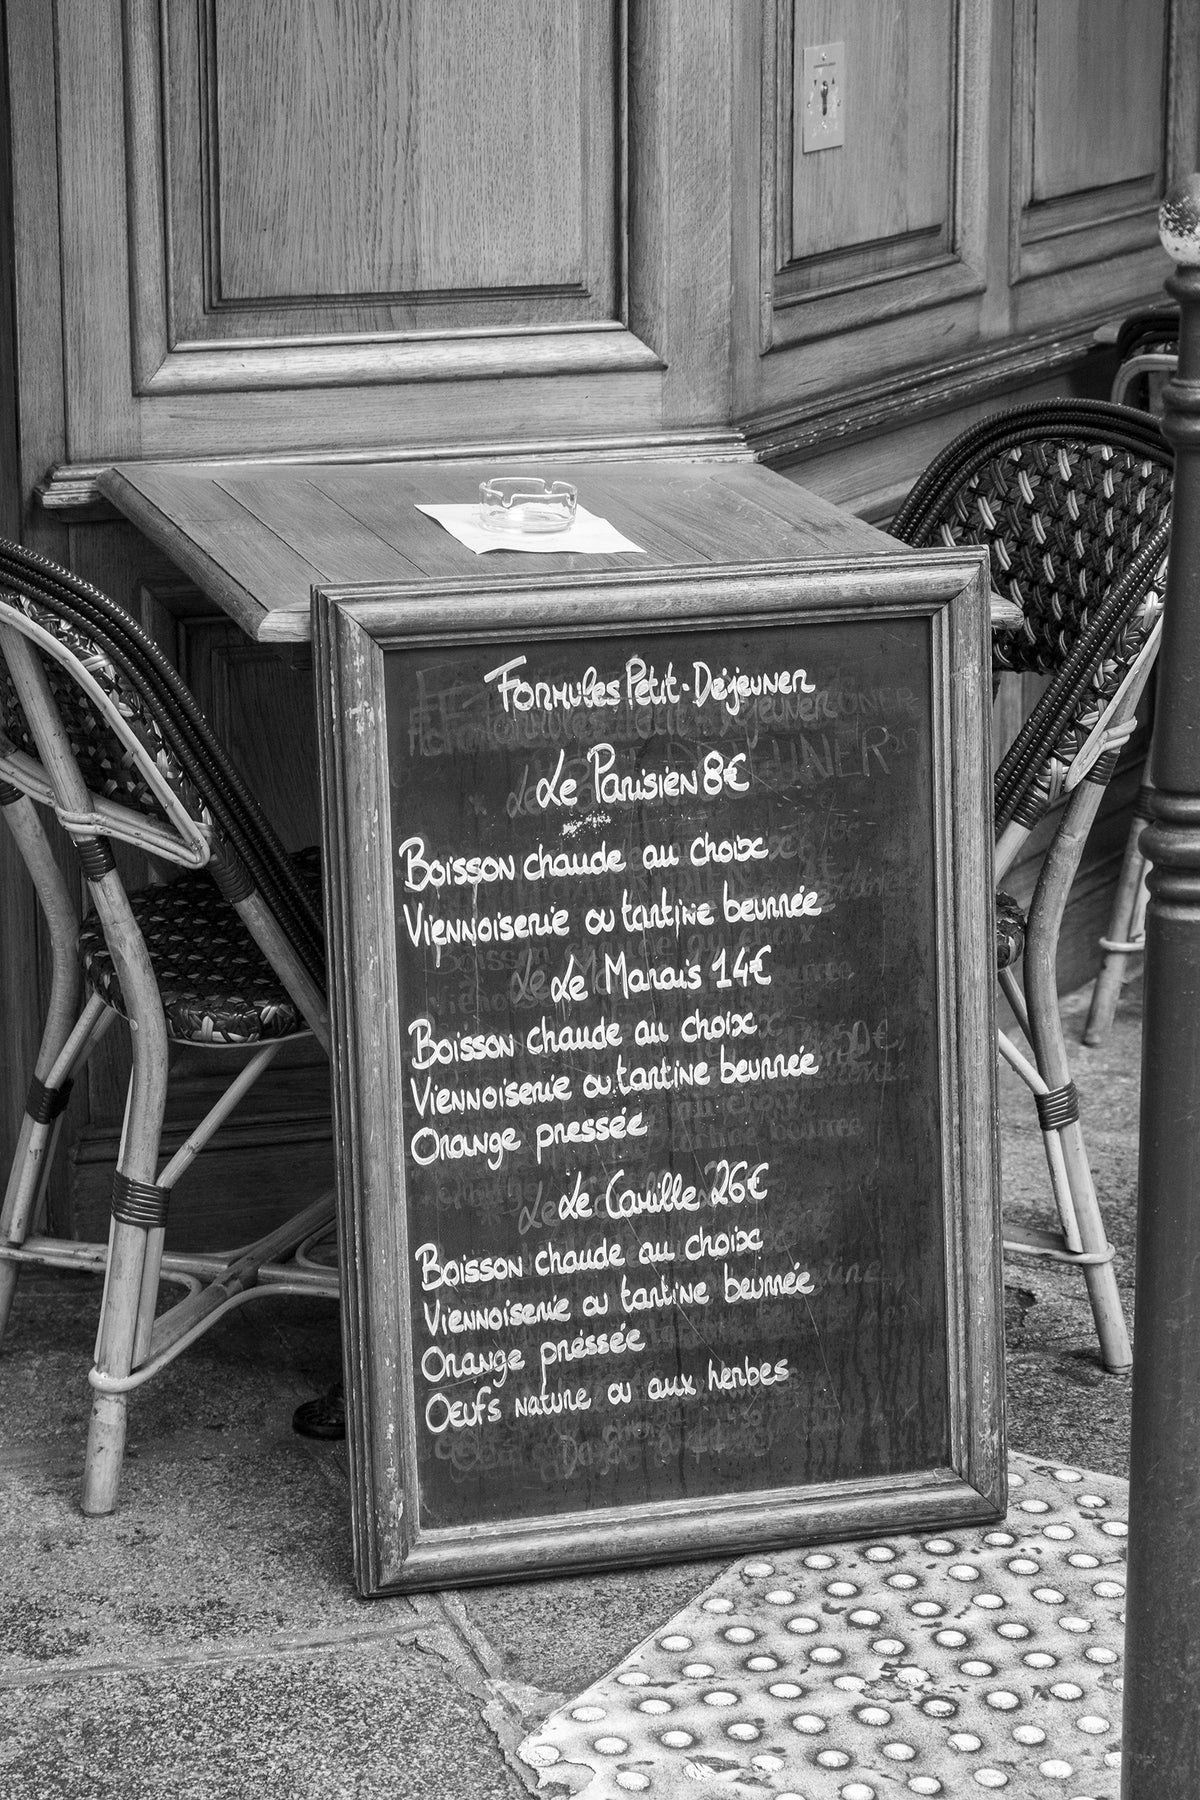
[803,40,845,152]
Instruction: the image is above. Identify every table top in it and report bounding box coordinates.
[99,456,900,643]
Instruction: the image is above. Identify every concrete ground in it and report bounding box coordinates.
[0,977,1142,1798]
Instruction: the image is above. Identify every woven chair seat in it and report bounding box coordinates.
[79,848,323,1047]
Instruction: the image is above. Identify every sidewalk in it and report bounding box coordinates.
[0,981,1141,1798]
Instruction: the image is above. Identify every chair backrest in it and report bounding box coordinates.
[0,540,325,993]
[891,399,1172,831]
[0,595,213,867]
[1111,306,1178,411]
[1114,305,1179,367]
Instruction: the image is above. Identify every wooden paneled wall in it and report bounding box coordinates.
[743,0,1196,495]
[7,0,1195,511]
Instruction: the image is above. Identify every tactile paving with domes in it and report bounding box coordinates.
[517,1455,1127,1799]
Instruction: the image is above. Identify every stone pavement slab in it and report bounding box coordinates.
[0,1631,521,1800]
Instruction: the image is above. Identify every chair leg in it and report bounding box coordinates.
[0,1262,19,1350]
[129,1040,287,1367]
[997,1027,1084,1246]
[81,919,170,1516]
[1083,781,1153,1046]
[82,1005,295,1507]
[0,994,115,1352]
[2,994,112,1238]
[84,1217,154,1512]
[1024,783,1133,1372]
[1051,1121,1132,1370]
[0,793,88,1347]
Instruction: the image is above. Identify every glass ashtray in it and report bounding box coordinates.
[478,476,578,534]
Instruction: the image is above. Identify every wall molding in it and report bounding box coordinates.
[740,314,1122,465]
[37,311,1127,522]
[136,325,661,396]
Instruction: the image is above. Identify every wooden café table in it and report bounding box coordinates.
[99,455,904,642]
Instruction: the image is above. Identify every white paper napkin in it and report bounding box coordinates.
[415,502,646,555]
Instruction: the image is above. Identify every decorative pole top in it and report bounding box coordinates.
[1160,175,1200,265]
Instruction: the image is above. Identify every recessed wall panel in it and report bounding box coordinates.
[1012,0,1170,282]
[211,0,586,305]
[148,0,619,350]
[788,0,953,267]
[1031,0,1166,202]
[753,0,983,363]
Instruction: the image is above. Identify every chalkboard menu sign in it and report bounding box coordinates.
[313,556,1002,1596]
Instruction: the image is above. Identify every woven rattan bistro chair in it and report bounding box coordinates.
[892,399,1173,1373]
[0,540,339,1514]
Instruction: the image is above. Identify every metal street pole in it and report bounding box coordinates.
[1123,176,1200,1795]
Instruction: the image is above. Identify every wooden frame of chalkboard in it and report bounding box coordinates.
[313,554,1003,1597]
